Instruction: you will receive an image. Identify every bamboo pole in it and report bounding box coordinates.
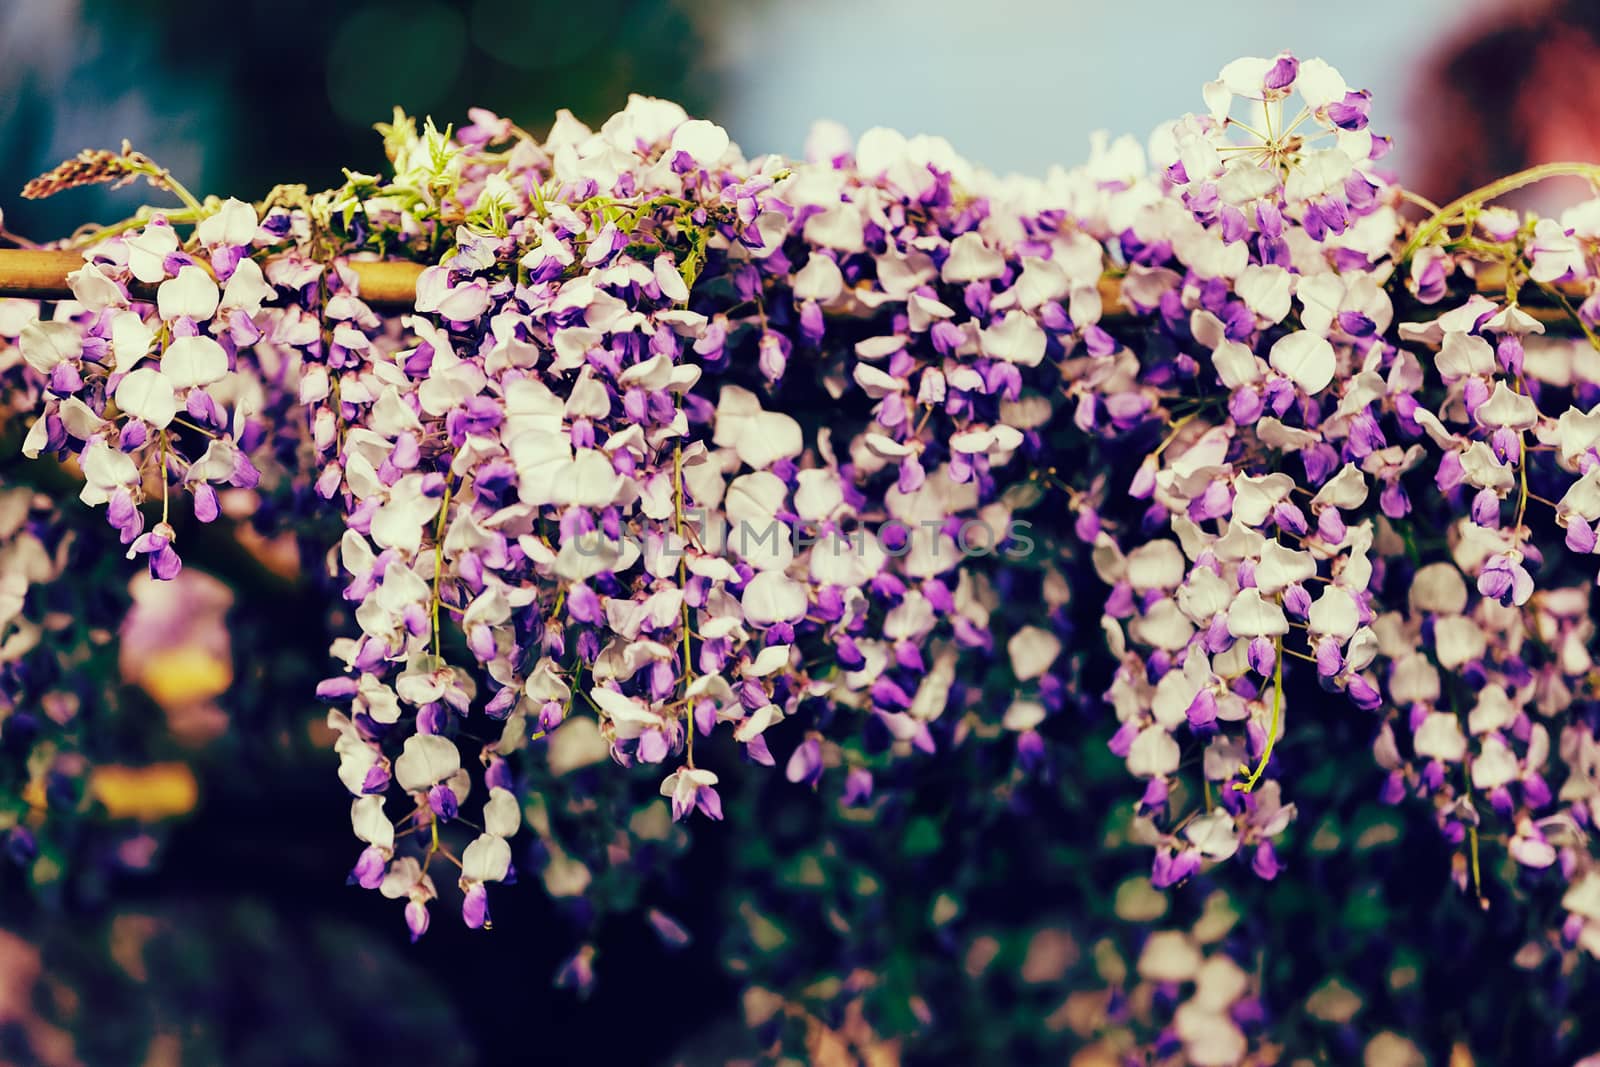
[0,248,425,307]
[0,248,1584,325]
[0,249,98,300]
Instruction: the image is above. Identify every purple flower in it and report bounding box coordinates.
[785,737,824,787]
[405,899,431,943]
[1477,554,1533,607]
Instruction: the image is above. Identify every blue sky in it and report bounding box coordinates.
[712,0,1474,182]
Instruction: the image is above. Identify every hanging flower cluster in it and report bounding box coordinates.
[9,49,1600,1062]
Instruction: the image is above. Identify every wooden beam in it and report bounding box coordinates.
[0,249,97,300]
[0,248,1587,327]
[0,248,425,307]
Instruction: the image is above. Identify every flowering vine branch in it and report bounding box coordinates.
[6,50,1600,1064]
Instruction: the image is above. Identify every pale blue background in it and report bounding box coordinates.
[713,0,1476,182]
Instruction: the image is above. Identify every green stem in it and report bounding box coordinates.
[674,436,695,768]
[1534,279,1600,352]
[431,482,453,658]
[1234,635,1283,793]
[70,206,204,248]
[157,170,205,215]
[1400,161,1600,265]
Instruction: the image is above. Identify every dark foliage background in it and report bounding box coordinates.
[0,0,732,243]
[0,3,752,1063]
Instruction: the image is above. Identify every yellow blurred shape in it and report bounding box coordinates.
[137,648,232,708]
[1021,927,1080,984]
[110,914,160,982]
[90,763,199,820]
[1069,1045,1122,1067]
[231,522,302,581]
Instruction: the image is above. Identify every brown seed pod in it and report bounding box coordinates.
[20,140,165,200]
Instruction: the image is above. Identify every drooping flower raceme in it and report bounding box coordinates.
[10,51,1600,1064]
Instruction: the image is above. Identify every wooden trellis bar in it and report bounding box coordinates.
[0,248,1584,326]
[0,248,425,307]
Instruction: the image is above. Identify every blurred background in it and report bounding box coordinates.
[6,0,1600,241]
[3,0,1600,1064]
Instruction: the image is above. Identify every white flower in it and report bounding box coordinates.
[1310,464,1368,511]
[948,425,1024,456]
[161,335,230,388]
[351,795,394,850]
[1007,625,1061,681]
[726,472,788,528]
[1284,149,1355,202]
[713,386,804,469]
[1232,473,1294,527]
[19,321,79,375]
[126,222,179,283]
[1254,542,1315,595]
[1014,257,1070,310]
[792,254,844,303]
[589,686,660,730]
[371,478,443,556]
[803,204,865,253]
[114,368,177,428]
[394,733,461,792]
[652,255,689,304]
[742,571,808,626]
[1561,467,1600,523]
[659,765,720,819]
[1471,735,1520,790]
[110,310,157,372]
[670,119,730,165]
[1434,331,1496,380]
[978,311,1047,367]
[1413,712,1467,763]
[1269,331,1336,394]
[356,675,401,725]
[1152,656,1205,728]
[1459,442,1515,493]
[1433,615,1486,669]
[510,430,573,506]
[1227,588,1288,638]
[1126,540,1186,591]
[221,257,274,314]
[335,734,382,796]
[1389,654,1441,705]
[560,450,624,507]
[1002,699,1047,732]
[1474,382,1539,430]
[1137,929,1201,981]
[157,265,220,322]
[79,439,139,506]
[1130,598,1198,651]
[745,644,793,678]
[1468,685,1517,735]
[1235,264,1293,323]
[941,233,1004,283]
[378,856,430,900]
[196,197,259,248]
[1528,218,1586,283]
[68,262,125,311]
[1556,403,1600,468]
[793,469,844,520]
[1409,562,1468,614]
[1562,872,1600,922]
[461,832,512,883]
[1307,587,1359,640]
[1128,724,1181,777]
[1211,340,1262,388]
[1185,808,1241,860]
